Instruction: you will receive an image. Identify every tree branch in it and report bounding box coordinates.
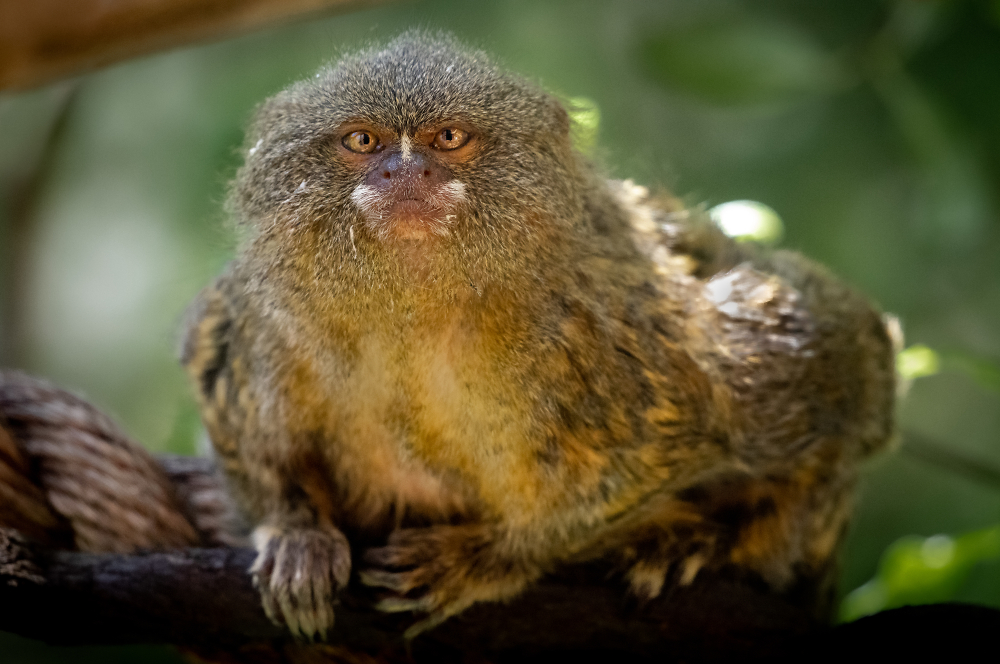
[0,0,391,91]
[0,372,841,661]
[0,528,820,661]
[900,428,1000,491]
[6,371,998,660]
[5,529,1000,662]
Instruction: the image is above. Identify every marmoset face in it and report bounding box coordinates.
[231,33,579,263]
[339,122,477,241]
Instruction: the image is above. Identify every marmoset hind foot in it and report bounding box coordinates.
[182,31,895,638]
[361,524,541,638]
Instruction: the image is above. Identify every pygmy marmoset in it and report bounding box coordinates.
[181,32,896,640]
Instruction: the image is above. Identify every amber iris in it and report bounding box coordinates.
[343,131,379,153]
[432,128,470,150]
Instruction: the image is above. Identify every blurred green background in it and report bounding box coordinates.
[1,0,999,660]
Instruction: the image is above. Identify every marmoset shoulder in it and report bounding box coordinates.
[181,32,896,640]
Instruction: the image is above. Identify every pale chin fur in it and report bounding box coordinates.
[350,180,467,240]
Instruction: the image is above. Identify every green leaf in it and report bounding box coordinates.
[895,344,1000,393]
[567,96,601,154]
[840,526,1000,622]
[639,20,848,106]
[897,344,941,381]
[709,200,784,244]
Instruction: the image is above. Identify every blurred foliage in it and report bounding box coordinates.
[709,199,785,244]
[896,342,1000,393]
[941,349,1000,393]
[841,526,1000,621]
[897,344,940,380]
[567,96,602,154]
[1,0,1000,659]
[841,345,1000,620]
[639,19,850,105]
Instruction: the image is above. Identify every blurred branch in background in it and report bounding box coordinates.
[858,0,993,249]
[0,0,391,91]
[0,85,76,367]
[902,429,1000,492]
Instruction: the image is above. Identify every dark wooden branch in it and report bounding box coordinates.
[5,532,1000,663]
[0,0,391,91]
[0,534,278,647]
[0,528,821,662]
[5,374,1000,661]
[0,371,821,661]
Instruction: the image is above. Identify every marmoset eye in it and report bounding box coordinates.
[343,131,380,153]
[432,127,470,150]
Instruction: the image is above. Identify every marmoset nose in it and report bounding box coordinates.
[366,149,448,194]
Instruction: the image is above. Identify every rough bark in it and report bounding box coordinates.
[0,371,823,661]
[0,0,389,91]
[0,527,820,662]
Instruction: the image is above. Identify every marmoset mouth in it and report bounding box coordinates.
[383,199,452,239]
[351,179,466,242]
[391,198,437,215]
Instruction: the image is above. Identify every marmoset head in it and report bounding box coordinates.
[232,32,587,285]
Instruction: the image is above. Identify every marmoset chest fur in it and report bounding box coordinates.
[182,32,896,639]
